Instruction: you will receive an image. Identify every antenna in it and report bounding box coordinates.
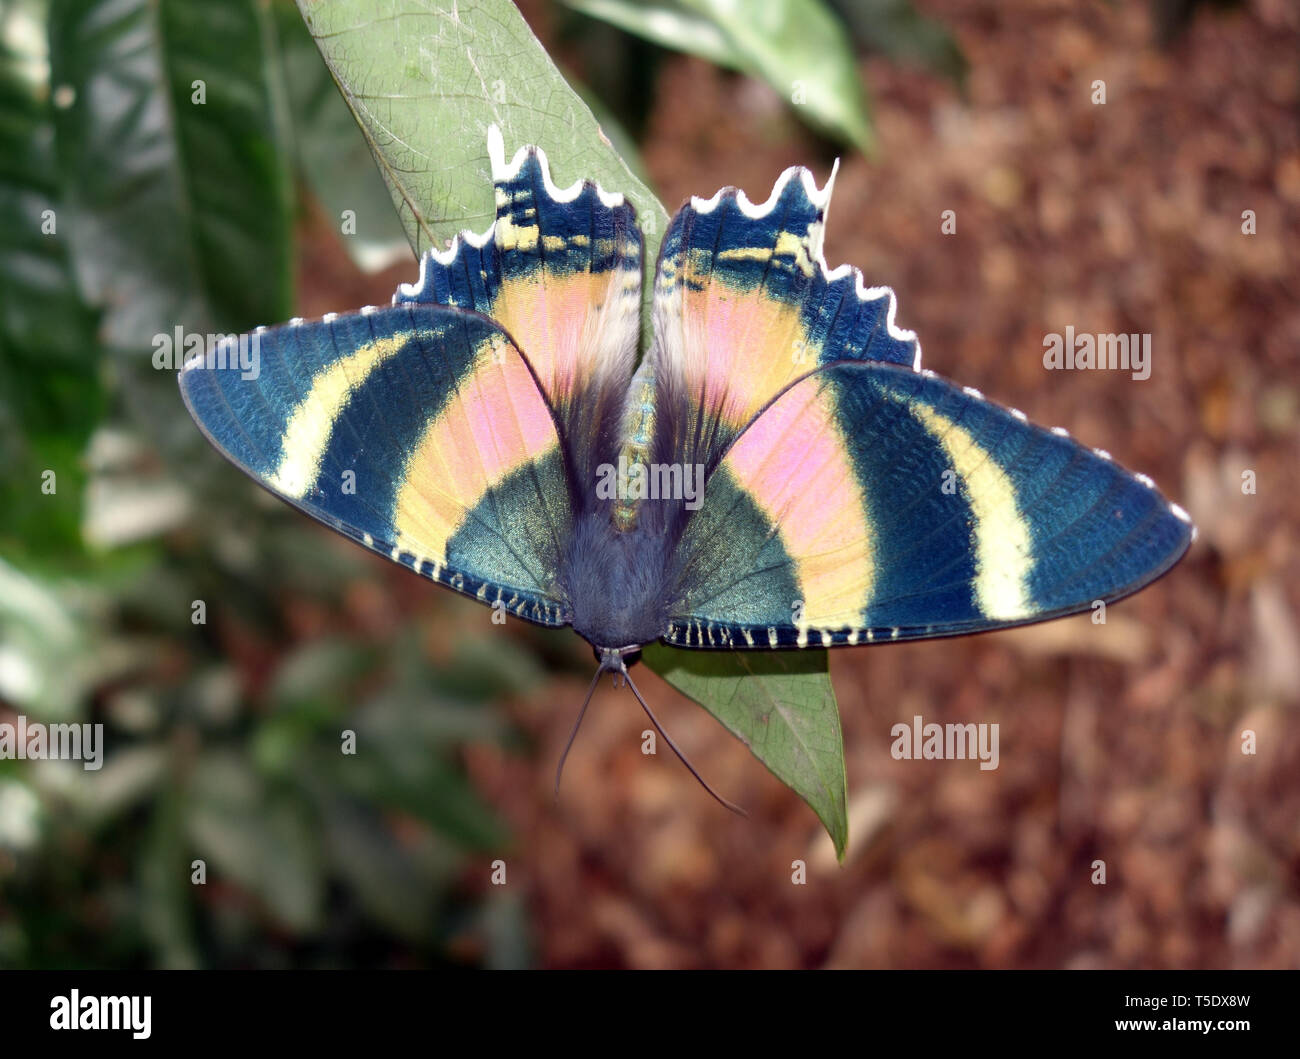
[553,648,748,817]
[618,657,748,817]
[555,664,603,799]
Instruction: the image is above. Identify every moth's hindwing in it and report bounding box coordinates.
[179,304,574,627]
[667,363,1194,648]
[394,129,642,481]
[646,165,920,472]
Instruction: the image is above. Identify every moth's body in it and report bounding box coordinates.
[561,502,684,651]
[179,126,1194,807]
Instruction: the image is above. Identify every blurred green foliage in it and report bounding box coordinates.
[0,0,545,968]
[562,0,966,154]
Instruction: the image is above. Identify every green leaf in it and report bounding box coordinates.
[826,0,967,86]
[431,633,547,704]
[266,638,378,713]
[568,0,874,152]
[274,3,411,272]
[681,0,873,153]
[0,558,90,720]
[318,796,454,941]
[332,702,509,852]
[138,785,200,968]
[0,0,103,562]
[643,644,848,859]
[187,752,324,932]
[47,0,296,351]
[293,0,669,319]
[562,0,744,69]
[78,746,169,827]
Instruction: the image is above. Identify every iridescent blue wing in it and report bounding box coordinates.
[179,304,574,626]
[665,362,1194,648]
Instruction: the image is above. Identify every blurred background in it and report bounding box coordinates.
[1,0,1297,968]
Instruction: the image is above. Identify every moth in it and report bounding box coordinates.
[180,128,1194,809]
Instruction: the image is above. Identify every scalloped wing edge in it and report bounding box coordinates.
[683,159,921,371]
[393,125,634,300]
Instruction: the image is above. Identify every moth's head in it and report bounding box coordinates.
[594,644,641,673]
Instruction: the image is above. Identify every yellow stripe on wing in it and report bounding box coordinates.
[908,404,1034,621]
[268,333,414,499]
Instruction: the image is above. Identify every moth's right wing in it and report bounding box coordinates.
[641,162,919,474]
[666,361,1194,648]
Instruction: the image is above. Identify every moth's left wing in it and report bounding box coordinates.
[179,304,574,626]
[394,127,642,483]
[665,363,1194,648]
